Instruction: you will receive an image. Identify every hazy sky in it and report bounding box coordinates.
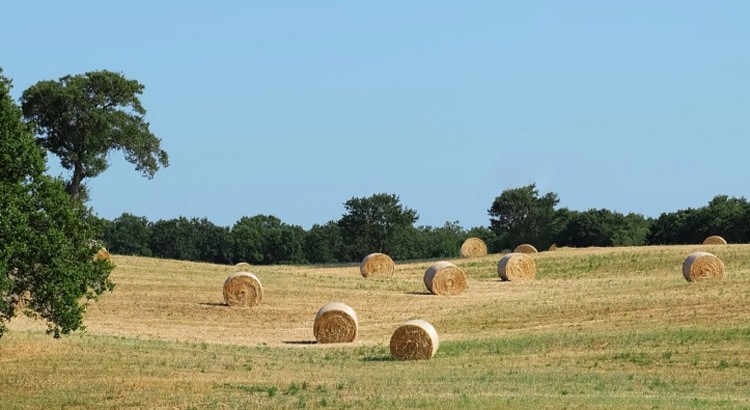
[2,1,749,229]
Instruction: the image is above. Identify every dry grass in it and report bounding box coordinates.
[1,245,750,408]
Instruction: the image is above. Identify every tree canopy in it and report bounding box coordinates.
[338,193,418,260]
[1,68,114,338]
[21,70,168,199]
[488,184,561,250]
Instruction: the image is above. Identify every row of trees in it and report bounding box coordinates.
[488,185,652,251]
[102,185,749,266]
[487,184,750,251]
[103,194,493,265]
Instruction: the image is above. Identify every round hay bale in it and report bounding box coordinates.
[548,244,558,252]
[498,253,536,281]
[682,252,725,282]
[390,319,440,360]
[94,247,110,261]
[360,253,395,278]
[223,272,263,307]
[313,302,358,343]
[423,261,468,296]
[702,235,727,245]
[460,237,488,258]
[513,244,538,254]
[234,262,252,271]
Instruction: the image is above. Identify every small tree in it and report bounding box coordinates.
[488,184,560,250]
[21,70,168,199]
[1,68,113,338]
[338,193,418,260]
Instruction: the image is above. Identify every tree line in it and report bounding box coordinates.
[102,193,493,265]
[102,185,750,265]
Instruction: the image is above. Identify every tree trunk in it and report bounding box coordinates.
[67,164,84,199]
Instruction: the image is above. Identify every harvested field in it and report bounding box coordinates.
[2,245,750,408]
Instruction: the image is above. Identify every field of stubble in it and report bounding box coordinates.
[1,245,749,409]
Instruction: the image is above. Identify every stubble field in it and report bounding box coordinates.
[1,245,749,409]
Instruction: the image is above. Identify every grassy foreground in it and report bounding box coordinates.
[1,245,749,409]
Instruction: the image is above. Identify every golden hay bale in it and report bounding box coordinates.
[234,262,252,271]
[460,237,488,258]
[548,244,558,251]
[390,319,440,360]
[223,272,263,307]
[513,244,538,254]
[423,261,468,296]
[360,253,395,278]
[94,247,110,261]
[702,235,728,245]
[682,252,725,282]
[498,253,536,281]
[313,302,358,343]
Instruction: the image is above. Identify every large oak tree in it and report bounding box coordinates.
[0,68,114,338]
[21,70,168,199]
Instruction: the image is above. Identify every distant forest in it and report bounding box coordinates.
[101,185,750,265]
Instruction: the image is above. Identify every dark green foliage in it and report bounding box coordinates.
[0,68,114,338]
[303,222,346,264]
[147,217,232,264]
[97,185,750,266]
[149,217,201,261]
[104,213,153,256]
[231,215,306,265]
[488,184,561,250]
[21,70,168,199]
[393,222,466,260]
[338,193,418,260]
[647,195,750,245]
[554,209,651,247]
[194,218,233,264]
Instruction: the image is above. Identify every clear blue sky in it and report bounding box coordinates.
[2,1,749,229]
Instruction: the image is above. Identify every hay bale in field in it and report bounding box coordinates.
[702,235,727,245]
[423,261,467,296]
[390,319,440,360]
[94,247,110,261]
[682,252,725,282]
[498,253,536,281]
[513,244,538,254]
[460,237,487,258]
[313,302,358,343]
[233,262,252,272]
[360,253,395,278]
[548,244,558,252]
[223,272,263,307]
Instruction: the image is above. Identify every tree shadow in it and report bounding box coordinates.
[283,340,318,345]
[199,302,228,307]
[361,355,394,362]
